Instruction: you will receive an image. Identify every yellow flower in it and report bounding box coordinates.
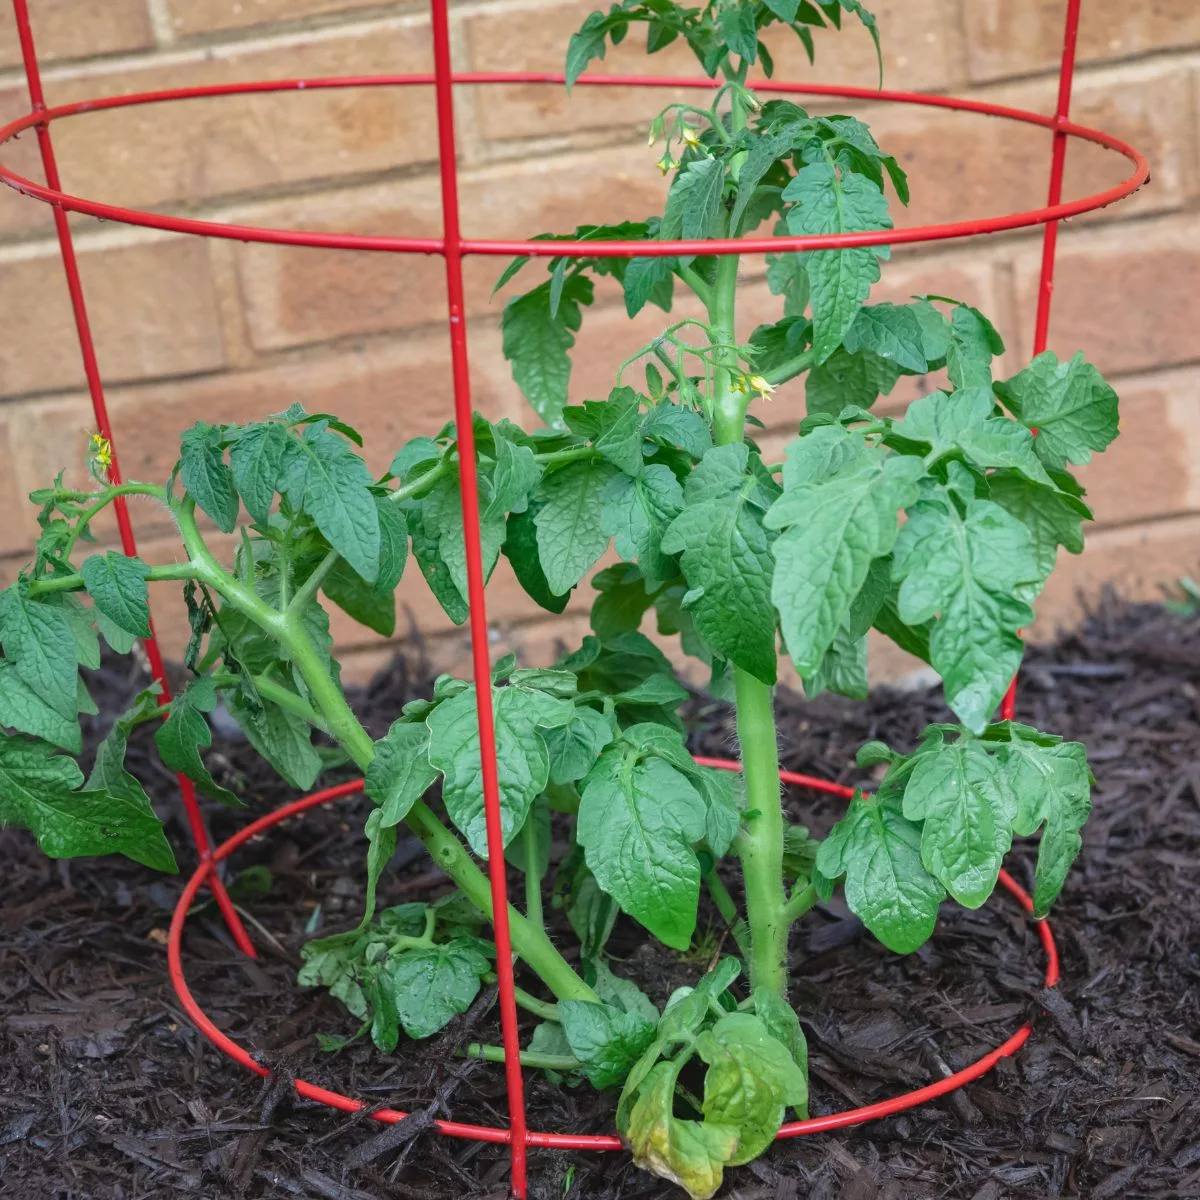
[748,375,776,402]
[89,433,113,470]
[680,126,704,151]
[656,153,676,176]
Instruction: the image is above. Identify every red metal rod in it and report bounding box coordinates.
[1001,0,1083,726]
[428,0,529,1192]
[8,0,256,958]
[167,777,1057,1151]
[0,82,1147,257]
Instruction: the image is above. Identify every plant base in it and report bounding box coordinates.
[167,766,1059,1152]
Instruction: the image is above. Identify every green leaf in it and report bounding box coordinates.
[155,676,243,807]
[623,1060,739,1200]
[488,429,542,517]
[180,422,239,533]
[390,437,442,482]
[592,959,659,1024]
[0,735,176,871]
[79,552,152,639]
[661,444,778,685]
[361,807,397,929]
[806,345,902,417]
[383,939,491,1039]
[590,563,654,641]
[784,161,892,363]
[892,491,1040,733]
[767,428,924,675]
[697,1012,808,1165]
[901,739,1017,907]
[229,421,290,526]
[365,720,440,826]
[566,8,618,90]
[893,388,1055,487]
[731,122,811,234]
[577,748,706,950]
[987,471,1091,580]
[299,934,367,1021]
[994,350,1120,471]
[946,303,1005,390]
[502,275,594,425]
[544,705,615,785]
[662,156,727,258]
[0,659,81,753]
[504,507,572,614]
[766,251,811,318]
[815,792,945,954]
[284,424,381,583]
[802,625,867,700]
[601,465,684,591]
[406,500,468,625]
[227,679,322,792]
[843,303,927,374]
[751,989,809,1100]
[1003,735,1091,917]
[717,0,758,62]
[640,402,712,460]
[96,611,137,656]
[427,684,572,857]
[566,389,644,476]
[0,587,78,721]
[375,498,409,592]
[623,255,676,318]
[423,475,506,609]
[533,459,620,594]
[559,1000,657,1089]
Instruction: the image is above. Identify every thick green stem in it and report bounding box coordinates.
[730,669,789,997]
[524,815,545,932]
[28,560,198,598]
[176,501,597,1005]
[702,152,791,999]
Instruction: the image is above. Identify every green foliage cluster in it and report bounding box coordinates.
[0,3,1121,1194]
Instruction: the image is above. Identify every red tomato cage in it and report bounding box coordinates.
[0,0,1145,1193]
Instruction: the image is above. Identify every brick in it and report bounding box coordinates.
[0,84,56,240]
[166,0,405,39]
[1075,371,1200,528]
[0,23,437,237]
[464,0,956,145]
[1032,513,1200,639]
[864,64,1189,235]
[0,235,225,399]
[0,1,154,70]
[229,144,670,352]
[1011,215,1200,376]
[963,0,1200,85]
[0,417,30,556]
[10,329,522,509]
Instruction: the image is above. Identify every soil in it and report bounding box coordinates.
[1,598,1198,1200]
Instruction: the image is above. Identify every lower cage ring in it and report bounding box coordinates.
[168,766,1059,1151]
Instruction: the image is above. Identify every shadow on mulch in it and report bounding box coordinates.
[1,599,1198,1200]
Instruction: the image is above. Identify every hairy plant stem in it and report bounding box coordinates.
[465,1043,581,1071]
[704,86,792,1000]
[174,500,597,1005]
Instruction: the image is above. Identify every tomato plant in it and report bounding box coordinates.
[0,3,1119,1195]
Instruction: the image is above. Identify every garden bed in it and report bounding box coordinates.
[1,597,1198,1200]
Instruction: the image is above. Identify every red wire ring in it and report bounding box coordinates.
[0,75,1148,257]
[167,765,1058,1151]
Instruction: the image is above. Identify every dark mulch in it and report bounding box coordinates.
[2,599,1198,1200]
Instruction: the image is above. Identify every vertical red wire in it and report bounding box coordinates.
[428,1,529,1193]
[1000,0,1082,724]
[10,0,256,958]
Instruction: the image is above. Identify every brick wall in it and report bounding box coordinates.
[0,0,1197,688]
